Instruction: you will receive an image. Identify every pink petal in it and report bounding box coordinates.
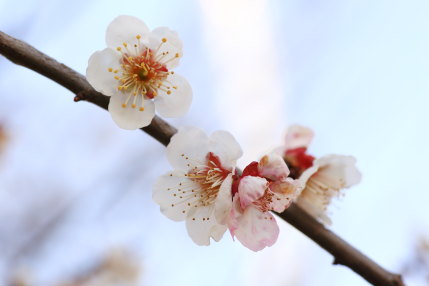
[238,176,268,209]
[269,179,301,213]
[284,125,314,150]
[233,206,279,252]
[258,153,290,181]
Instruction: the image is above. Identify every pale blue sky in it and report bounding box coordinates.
[0,0,428,285]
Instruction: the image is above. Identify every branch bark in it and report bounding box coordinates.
[0,31,405,286]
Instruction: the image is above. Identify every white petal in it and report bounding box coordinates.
[284,125,314,150]
[166,126,210,171]
[214,173,233,224]
[106,15,150,49]
[297,154,361,225]
[310,155,361,190]
[186,205,227,246]
[208,130,243,170]
[258,153,290,181]
[238,176,268,208]
[86,48,121,96]
[153,170,201,222]
[108,93,155,129]
[154,74,192,117]
[148,27,183,69]
[234,206,279,252]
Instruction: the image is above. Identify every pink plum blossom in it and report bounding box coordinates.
[229,154,301,251]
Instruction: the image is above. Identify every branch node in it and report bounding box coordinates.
[74,91,87,102]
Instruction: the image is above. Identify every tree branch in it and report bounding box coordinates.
[0,31,404,286]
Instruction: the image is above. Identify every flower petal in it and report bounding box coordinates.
[284,125,314,150]
[214,173,233,224]
[238,176,268,209]
[154,74,192,117]
[86,48,121,96]
[269,178,301,213]
[258,153,290,181]
[297,154,361,225]
[108,93,155,129]
[233,206,279,252]
[166,126,210,171]
[148,27,183,69]
[106,15,150,49]
[209,130,243,170]
[186,205,227,245]
[153,170,201,222]
[228,194,242,237]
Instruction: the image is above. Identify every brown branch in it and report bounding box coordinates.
[0,31,405,286]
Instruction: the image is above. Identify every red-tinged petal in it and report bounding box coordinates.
[242,161,260,177]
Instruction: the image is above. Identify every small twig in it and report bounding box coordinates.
[0,31,405,286]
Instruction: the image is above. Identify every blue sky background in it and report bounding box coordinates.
[0,0,428,285]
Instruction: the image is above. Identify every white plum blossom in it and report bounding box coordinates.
[153,126,242,245]
[229,153,301,251]
[86,15,192,130]
[280,125,362,225]
[296,155,362,225]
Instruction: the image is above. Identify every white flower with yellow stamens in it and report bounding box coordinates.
[296,155,362,225]
[153,126,242,246]
[86,15,192,129]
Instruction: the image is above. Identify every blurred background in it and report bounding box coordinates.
[1,0,429,285]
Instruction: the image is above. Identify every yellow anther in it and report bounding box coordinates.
[121,103,127,108]
[123,43,127,47]
[153,91,157,96]
[121,79,126,83]
[173,86,178,89]
[114,76,120,80]
[131,104,137,108]
[108,68,113,72]
[128,56,133,61]
[116,47,122,51]
[118,86,123,91]
[136,35,141,39]
[139,107,145,111]
[113,70,119,73]
[167,90,172,95]
[134,44,137,47]
[162,38,167,43]
[133,92,137,96]
[175,53,180,58]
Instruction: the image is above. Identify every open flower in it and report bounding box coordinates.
[297,155,361,225]
[229,153,300,251]
[280,125,362,225]
[153,126,242,245]
[86,15,192,129]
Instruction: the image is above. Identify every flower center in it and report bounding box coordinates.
[187,152,231,207]
[108,36,180,111]
[253,189,274,212]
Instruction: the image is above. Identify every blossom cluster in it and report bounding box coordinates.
[153,126,301,251]
[153,125,361,251]
[87,16,362,251]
